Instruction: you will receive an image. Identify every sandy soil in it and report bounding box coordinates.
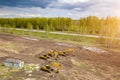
[0,33,120,80]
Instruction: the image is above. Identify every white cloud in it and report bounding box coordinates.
[58,0,89,4]
[0,7,43,18]
[0,7,70,18]
[73,8,82,11]
[0,0,120,19]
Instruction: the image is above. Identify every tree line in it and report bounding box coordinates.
[0,16,120,48]
[0,16,120,36]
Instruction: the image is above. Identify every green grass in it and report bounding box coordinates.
[0,28,117,49]
[0,28,101,48]
[0,64,19,79]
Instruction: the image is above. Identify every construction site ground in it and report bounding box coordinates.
[0,33,120,80]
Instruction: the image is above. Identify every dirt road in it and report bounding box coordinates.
[3,27,120,40]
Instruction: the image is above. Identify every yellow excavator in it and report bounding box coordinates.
[41,62,62,73]
[47,50,59,58]
[64,48,75,56]
[47,48,75,57]
[39,54,50,60]
[39,48,75,60]
[39,50,59,60]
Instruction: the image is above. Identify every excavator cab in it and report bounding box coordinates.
[47,50,59,58]
[41,65,51,73]
[41,62,62,73]
[65,48,75,56]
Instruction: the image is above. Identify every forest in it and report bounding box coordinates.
[0,16,120,36]
[0,16,120,48]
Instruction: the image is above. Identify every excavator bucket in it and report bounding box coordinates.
[39,55,50,60]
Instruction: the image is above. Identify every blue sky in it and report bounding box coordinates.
[0,0,120,19]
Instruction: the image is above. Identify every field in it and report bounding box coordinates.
[0,33,120,80]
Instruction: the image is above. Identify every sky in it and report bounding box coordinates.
[0,0,120,19]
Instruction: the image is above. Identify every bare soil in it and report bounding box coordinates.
[0,33,120,80]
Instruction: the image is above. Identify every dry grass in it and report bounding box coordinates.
[0,64,20,79]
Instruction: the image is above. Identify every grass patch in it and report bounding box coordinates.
[1,28,119,51]
[0,28,98,46]
[0,64,20,79]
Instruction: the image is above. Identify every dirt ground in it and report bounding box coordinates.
[0,33,120,80]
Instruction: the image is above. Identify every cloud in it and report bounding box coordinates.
[0,0,57,8]
[58,0,89,4]
[0,6,71,18]
[48,0,120,18]
[48,0,92,10]
[0,0,120,19]
[0,7,43,18]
